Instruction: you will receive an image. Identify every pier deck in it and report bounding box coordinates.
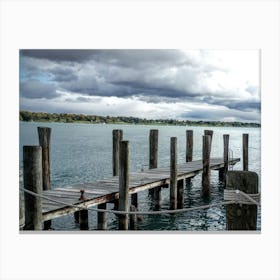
[42,157,240,221]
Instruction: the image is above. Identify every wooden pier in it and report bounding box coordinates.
[41,157,240,221]
[20,128,260,231]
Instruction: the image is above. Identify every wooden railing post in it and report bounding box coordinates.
[226,171,258,230]
[23,146,43,230]
[243,134,249,171]
[170,137,177,210]
[219,134,229,182]
[202,135,211,196]
[37,127,52,229]
[118,141,130,230]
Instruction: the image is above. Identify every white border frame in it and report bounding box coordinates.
[1,1,279,279]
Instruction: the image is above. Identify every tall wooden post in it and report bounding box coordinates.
[226,171,258,230]
[243,134,249,171]
[219,134,229,181]
[186,130,193,162]
[37,127,52,229]
[149,129,159,198]
[202,135,211,196]
[204,130,213,147]
[97,203,107,230]
[118,141,130,230]
[170,137,177,210]
[23,146,43,230]
[113,129,123,176]
[186,130,193,184]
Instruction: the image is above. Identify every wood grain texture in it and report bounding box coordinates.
[226,171,258,230]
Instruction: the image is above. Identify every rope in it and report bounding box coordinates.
[21,187,235,215]
[224,189,260,206]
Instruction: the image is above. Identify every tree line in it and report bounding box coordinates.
[19,111,261,127]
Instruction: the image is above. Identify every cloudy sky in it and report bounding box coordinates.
[20,49,260,123]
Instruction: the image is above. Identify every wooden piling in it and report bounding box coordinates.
[118,141,130,230]
[131,193,138,209]
[129,205,137,230]
[202,135,211,196]
[219,134,229,181]
[170,137,177,210]
[19,169,25,230]
[243,134,249,171]
[79,210,89,230]
[226,171,258,230]
[23,146,43,230]
[186,130,193,184]
[113,129,123,176]
[97,203,107,230]
[149,129,159,196]
[186,130,193,162]
[177,179,184,209]
[204,130,213,146]
[37,127,52,229]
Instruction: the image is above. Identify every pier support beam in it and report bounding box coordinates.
[243,134,249,171]
[131,193,138,209]
[118,141,130,230]
[219,134,229,182]
[79,210,89,230]
[226,171,258,230]
[129,205,137,230]
[177,179,184,209]
[97,203,107,230]
[202,135,211,196]
[37,127,52,230]
[204,130,213,148]
[23,146,43,230]
[170,137,177,210]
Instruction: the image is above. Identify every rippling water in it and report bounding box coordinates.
[20,122,261,231]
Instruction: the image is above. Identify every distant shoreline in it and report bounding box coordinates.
[19,111,261,128]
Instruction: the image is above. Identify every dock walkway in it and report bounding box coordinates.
[42,157,240,221]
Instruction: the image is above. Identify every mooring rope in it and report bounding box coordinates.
[20,187,259,216]
[224,189,261,206]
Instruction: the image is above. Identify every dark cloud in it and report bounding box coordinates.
[20,80,59,99]
[50,67,78,82]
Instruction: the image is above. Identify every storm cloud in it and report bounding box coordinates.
[19,49,260,122]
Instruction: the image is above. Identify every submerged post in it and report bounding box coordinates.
[129,205,137,230]
[37,127,52,229]
[23,146,43,230]
[202,135,211,196]
[177,179,184,209]
[149,129,159,199]
[186,130,193,162]
[226,171,258,230]
[170,137,177,210]
[243,134,249,171]
[113,129,123,176]
[79,210,89,230]
[97,203,107,230]
[118,141,130,230]
[219,134,229,182]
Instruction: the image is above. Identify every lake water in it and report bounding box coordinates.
[19,121,261,231]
